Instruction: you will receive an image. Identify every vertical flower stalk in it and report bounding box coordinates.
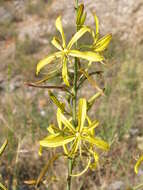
[67,1,79,190]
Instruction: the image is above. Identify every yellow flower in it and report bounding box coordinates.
[40,98,109,173]
[36,16,104,86]
[91,13,112,53]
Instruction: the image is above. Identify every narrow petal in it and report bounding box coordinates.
[36,51,62,75]
[67,26,90,49]
[57,108,62,130]
[0,139,7,156]
[40,134,75,147]
[51,36,63,50]
[55,16,66,48]
[0,183,7,190]
[69,50,104,62]
[62,57,70,86]
[80,69,104,95]
[94,34,112,52]
[82,136,109,151]
[134,155,143,174]
[83,120,99,133]
[93,13,99,35]
[59,112,75,133]
[69,137,80,156]
[87,92,102,111]
[77,98,87,132]
[70,157,91,177]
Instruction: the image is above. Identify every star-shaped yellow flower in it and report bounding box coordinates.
[36,16,104,86]
[40,98,109,163]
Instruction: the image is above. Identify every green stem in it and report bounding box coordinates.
[67,1,79,190]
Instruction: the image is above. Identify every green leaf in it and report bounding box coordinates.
[51,36,62,50]
[94,34,112,52]
[62,57,70,86]
[69,50,104,62]
[40,134,75,147]
[82,136,109,151]
[134,154,143,174]
[77,98,87,132]
[67,26,90,49]
[55,16,66,48]
[36,51,62,75]
[0,139,7,156]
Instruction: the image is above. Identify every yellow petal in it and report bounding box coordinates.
[40,134,75,147]
[55,16,66,48]
[62,57,70,86]
[0,139,7,156]
[83,120,99,133]
[80,69,104,95]
[94,34,112,52]
[36,51,62,75]
[69,50,104,62]
[69,137,80,156]
[59,111,75,133]
[48,91,65,112]
[57,108,62,130]
[76,4,84,25]
[70,157,91,177]
[134,155,143,174]
[80,12,87,26]
[87,92,102,111]
[51,36,62,50]
[0,183,7,190]
[82,136,109,151]
[93,13,99,35]
[67,26,90,49]
[77,98,87,132]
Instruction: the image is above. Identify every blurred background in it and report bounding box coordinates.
[0,0,143,189]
